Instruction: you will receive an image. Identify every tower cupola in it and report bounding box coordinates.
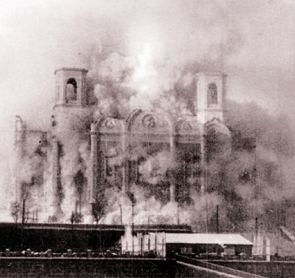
[196,72,226,124]
[54,67,88,107]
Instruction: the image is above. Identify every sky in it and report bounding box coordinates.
[0,1,294,115]
[0,0,295,197]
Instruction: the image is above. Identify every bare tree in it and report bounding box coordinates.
[10,201,20,223]
[92,200,106,224]
[70,211,83,224]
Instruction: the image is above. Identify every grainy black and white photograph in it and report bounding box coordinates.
[0,0,295,277]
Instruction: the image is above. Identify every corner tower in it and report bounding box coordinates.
[54,67,88,107]
[196,72,226,124]
[51,67,91,221]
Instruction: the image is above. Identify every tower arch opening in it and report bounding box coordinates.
[207,82,218,106]
[66,78,78,103]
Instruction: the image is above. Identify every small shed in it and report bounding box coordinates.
[166,233,253,257]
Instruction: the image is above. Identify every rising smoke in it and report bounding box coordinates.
[0,1,295,232]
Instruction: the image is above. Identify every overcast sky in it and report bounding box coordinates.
[0,0,295,149]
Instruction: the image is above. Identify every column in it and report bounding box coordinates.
[121,125,128,194]
[89,123,97,204]
[51,136,62,216]
[200,124,206,194]
[14,116,26,205]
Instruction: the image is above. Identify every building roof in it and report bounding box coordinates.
[166,233,253,246]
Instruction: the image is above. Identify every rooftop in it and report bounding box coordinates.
[166,233,253,246]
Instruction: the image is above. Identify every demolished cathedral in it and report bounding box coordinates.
[14,67,230,224]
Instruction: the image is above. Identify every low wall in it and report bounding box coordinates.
[211,260,295,278]
[176,256,266,278]
[4,257,294,278]
[0,257,176,278]
[176,261,243,278]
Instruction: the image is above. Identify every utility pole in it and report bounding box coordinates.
[177,202,180,225]
[127,191,136,256]
[21,199,26,249]
[36,209,38,223]
[132,202,134,256]
[216,205,219,233]
[255,217,258,236]
[119,204,123,225]
[22,199,26,225]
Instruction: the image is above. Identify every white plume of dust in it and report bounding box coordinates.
[53,109,93,222]
[1,0,295,230]
[138,151,174,185]
[101,184,221,232]
[217,101,295,231]
[96,99,295,231]
[85,0,241,117]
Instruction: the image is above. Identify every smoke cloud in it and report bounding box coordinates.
[0,0,295,231]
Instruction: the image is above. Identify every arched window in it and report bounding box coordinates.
[66,78,77,103]
[207,83,218,106]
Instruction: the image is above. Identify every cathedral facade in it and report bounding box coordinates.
[14,67,230,223]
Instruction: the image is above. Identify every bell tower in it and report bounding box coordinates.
[55,67,88,107]
[196,72,226,124]
[51,67,91,220]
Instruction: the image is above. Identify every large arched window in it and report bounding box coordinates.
[66,78,77,103]
[207,83,218,106]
